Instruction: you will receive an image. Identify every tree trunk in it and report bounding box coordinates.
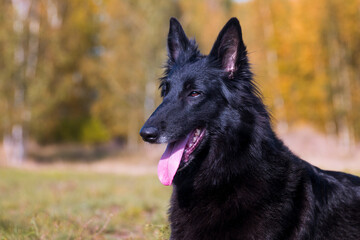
[257,0,288,133]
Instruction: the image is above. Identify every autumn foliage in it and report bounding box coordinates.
[0,0,359,147]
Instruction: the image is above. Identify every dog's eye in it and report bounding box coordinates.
[189,91,201,97]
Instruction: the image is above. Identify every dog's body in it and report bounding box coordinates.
[140,18,360,240]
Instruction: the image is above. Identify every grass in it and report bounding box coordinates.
[0,168,171,239]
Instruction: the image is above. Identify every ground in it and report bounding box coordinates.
[0,168,171,239]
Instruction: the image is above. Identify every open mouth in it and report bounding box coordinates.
[183,128,206,163]
[157,128,206,186]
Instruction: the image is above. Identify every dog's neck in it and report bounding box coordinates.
[172,92,298,210]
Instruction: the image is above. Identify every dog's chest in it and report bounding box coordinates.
[169,189,247,239]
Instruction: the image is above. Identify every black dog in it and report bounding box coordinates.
[140,17,360,240]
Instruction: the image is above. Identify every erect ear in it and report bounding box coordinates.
[209,18,246,78]
[167,17,190,62]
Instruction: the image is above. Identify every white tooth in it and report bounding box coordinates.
[189,143,193,147]
[193,137,197,142]
[196,129,201,135]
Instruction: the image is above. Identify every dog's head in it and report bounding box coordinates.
[140,18,256,185]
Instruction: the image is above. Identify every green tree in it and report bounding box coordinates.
[94,0,175,148]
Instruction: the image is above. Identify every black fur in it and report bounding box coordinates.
[140,17,360,240]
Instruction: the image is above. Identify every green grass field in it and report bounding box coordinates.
[0,168,171,239]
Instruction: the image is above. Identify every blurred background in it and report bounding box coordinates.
[0,0,359,239]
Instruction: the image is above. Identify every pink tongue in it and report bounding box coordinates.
[157,134,190,186]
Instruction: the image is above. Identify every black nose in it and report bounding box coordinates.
[140,126,159,143]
